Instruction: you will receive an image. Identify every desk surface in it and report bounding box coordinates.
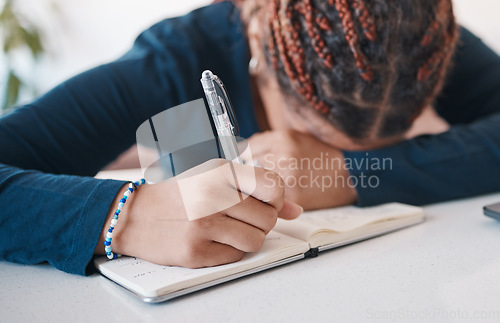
[2,170,500,322]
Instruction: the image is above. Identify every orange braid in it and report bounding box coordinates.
[417,0,457,82]
[333,0,374,81]
[352,0,376,42]
[269,0,330,113]
[268,0,376,114]
[258,0,458,139]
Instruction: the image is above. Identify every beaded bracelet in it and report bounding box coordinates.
[105,179,147,260]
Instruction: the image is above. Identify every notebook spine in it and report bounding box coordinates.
[304,248,319,258]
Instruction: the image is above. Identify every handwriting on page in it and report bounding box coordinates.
[109,233,292,282]
[109,258,174,279]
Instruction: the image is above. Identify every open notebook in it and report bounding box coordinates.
[95,202,424,303]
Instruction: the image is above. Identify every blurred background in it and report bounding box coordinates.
[0,0,499,114]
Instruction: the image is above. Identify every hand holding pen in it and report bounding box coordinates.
[97,71,303,269]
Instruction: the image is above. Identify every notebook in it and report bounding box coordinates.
[95,202,424,303]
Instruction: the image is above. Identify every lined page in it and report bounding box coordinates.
[95,230,309,298]
[275,203,423,240]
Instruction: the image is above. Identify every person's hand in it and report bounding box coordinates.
[244,130,357,210]
[95,159,303,268]
[404,105,450,139]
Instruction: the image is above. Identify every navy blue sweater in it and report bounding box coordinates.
[1,2,499,275]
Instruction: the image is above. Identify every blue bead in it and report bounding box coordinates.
[134,181,140,186]
[112,253,117,259]
[127,188,133,193]
[113,215,119,220]
[122,195,128,200]
[104,241,110,246]
[105,251,111,255]
[120,198,126,203]
[108,227,114,233]
[115,210,121,215]
[141,179,146,184]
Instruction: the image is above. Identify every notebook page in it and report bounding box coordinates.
[275,203,423,241]
[95,230,309,298]
[274,218,321,242]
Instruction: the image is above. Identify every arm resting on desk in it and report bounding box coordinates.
[0,2,241,274]
[345,28,500,206]
[0,164,126,275]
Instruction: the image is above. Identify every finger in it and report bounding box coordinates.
[229,164,286,212]
[218,161,285,209]
[201,215,266,253]
[181,241,245,268]
[278,199,304,220]
[224,195,278,234]
[203,242,246,267]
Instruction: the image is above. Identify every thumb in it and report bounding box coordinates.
[278,199,303,220]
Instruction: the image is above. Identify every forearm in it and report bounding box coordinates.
[344,114,500,206]
[0,163,126,275]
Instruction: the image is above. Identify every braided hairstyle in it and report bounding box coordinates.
[241,0,458,140]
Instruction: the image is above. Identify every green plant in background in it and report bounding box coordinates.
[0,0,45,112]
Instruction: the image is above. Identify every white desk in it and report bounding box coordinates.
[2,175,500,322]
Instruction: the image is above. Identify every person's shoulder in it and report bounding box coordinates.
[457,26,481,48]
[185,1,243,37]
[190,1,239,18]
[454,25,499,65]
[160,2,240,31]
[145,1,242,43]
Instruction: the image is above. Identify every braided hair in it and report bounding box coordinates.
[240,0,458,140]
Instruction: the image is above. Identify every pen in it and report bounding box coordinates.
[200,70,242,164]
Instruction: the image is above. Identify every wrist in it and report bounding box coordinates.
[94,181,149,256]
[108,182,153,257]
[94,184,129,255]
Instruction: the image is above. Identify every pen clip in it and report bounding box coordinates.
[213,76,240,137]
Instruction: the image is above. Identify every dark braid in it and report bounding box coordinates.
[259,0,458,140]
[417,0,456,83]
[334,0,375,81]
[352,0,376,42]
[268,0,331,114]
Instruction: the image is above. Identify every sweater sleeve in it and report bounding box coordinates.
[0,1,242,275]
[344,27,500,206]
[0,165,126,275]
